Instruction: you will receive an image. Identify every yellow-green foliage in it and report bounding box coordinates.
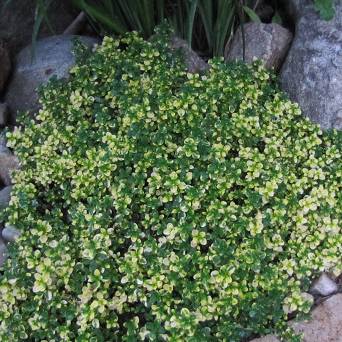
[0,30,341,341]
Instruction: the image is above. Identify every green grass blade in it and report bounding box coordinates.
[243,5,261,23]
[141,0,154,37]
[217,2,236,56]
[235,0,246,61]
[72,0,127,34]
[31,0,54,60]
[156,0,165,22]
[212,0,235,56]
[117,0,142,32]
[173,0,185,38]
[198,0,214,52]
[103,0,115,18]
[185,0,198,47]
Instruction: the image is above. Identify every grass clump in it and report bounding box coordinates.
[0,30,341,341]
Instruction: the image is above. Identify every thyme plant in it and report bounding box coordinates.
[0,30,341,341]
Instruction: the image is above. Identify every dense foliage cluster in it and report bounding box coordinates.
[0,30,341,341]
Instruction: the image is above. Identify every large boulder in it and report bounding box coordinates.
[0,0,76,55]
[224,23,293,71]
[280,1,342,129]
[0,40,11,93]
[5,35,99,118]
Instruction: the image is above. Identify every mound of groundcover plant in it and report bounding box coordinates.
[0,29,341,341]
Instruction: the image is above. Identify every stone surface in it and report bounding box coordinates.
[0,186,12,210]
[5,35,99,117]
[310,273,338,296]
[0,133,7,150]
[0,148,19,186]
[250,294,342,342]
[290,294,342,342]
[0,103,9,127]
[280,0,317,21]
[0,238,8,267]
[0,40,11,93]
[224,23,293,70]
[170,37,209,74]
[280,1,342,129]
[2,226,21,243]
[0,0,76,55]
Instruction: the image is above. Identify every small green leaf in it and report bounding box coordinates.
[272,11,283,25]
[314,0,335,21]
[243,5,261,23]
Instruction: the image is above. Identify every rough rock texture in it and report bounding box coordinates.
[280,1,342,129]
[0,0,76,55]
[0,238,8,267]
[281,0,317,21]
[0,186,12,210]
[310,273,338,296]
[250,294,342,342]
[0,40,11,93]
[170,37,209,74]
[5,35,99,117]
[290,294,342,342]
[0,148,19,186]
[224,23,293,70]
[0,103,9,127]
[2,226,21,243]
[0,133,7,150]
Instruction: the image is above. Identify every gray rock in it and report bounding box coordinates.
[0,0,77,55]
[0,148,19,186]
[0,40,11,93]
[170,37,209,74]
[0,186,12,210]
[5,35,99,117]
[290,293,342,342]
[0,238,8,267]
[280,1,342,129]
[2,225,21,243]
[0,103,9,127]
[250,294,342,342]
[310,273,338,296]
[224,23,293,70]
[0,133,7,151]
[280,0,321,21]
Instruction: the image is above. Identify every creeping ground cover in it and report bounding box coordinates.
[0,29,341,341]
